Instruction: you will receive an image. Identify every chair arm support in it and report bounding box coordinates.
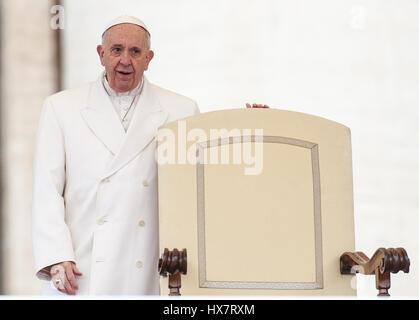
[340,248,410,296]
[158,248,187,296]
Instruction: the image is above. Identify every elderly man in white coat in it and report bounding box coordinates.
[32,15,199,296]
[32,16,268,296]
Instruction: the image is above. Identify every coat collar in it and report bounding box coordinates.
[81,74,168,179]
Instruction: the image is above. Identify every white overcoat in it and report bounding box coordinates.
[32,75,199,295]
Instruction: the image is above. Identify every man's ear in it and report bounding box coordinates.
[144,50,154,71]
[97,45,105,66]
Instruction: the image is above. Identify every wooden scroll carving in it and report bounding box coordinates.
[158,248,187,296]
[340,248,410,296]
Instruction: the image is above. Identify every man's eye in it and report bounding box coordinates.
[131,49,141,55]
[111,47,121,53]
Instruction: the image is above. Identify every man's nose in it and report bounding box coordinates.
[119,50,131,66]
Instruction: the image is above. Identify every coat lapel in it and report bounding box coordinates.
[102,78,168,179]
[80,77,125,155]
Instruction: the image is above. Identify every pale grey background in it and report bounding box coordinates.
[62,0,419,297]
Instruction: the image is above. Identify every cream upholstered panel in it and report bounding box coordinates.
[157,109,355,295]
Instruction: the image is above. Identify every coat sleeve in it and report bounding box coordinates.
[32,97,76,280]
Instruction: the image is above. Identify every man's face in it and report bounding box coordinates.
[97,24,154,93]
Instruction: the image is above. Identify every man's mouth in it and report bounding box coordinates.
[116,71,133,76]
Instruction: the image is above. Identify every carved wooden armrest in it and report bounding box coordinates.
[340,248,410,296]
[158,248,187,296]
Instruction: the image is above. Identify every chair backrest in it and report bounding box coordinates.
[157,108,356,295]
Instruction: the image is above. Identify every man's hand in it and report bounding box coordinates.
[246,103,269,108]
[50,261,83,295]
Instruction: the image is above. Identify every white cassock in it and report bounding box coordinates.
[32,73,199,295]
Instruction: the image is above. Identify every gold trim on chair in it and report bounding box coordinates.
[196,135,323,290]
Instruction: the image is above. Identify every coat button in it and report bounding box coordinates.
[136,261,143,268]
[138,220,145,227]
[97,218,106,225]
[142,179,148,187]
[103,178,110,183]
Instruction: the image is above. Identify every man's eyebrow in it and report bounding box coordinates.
[109,44,142,51]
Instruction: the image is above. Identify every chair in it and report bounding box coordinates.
[156,109,409,296]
